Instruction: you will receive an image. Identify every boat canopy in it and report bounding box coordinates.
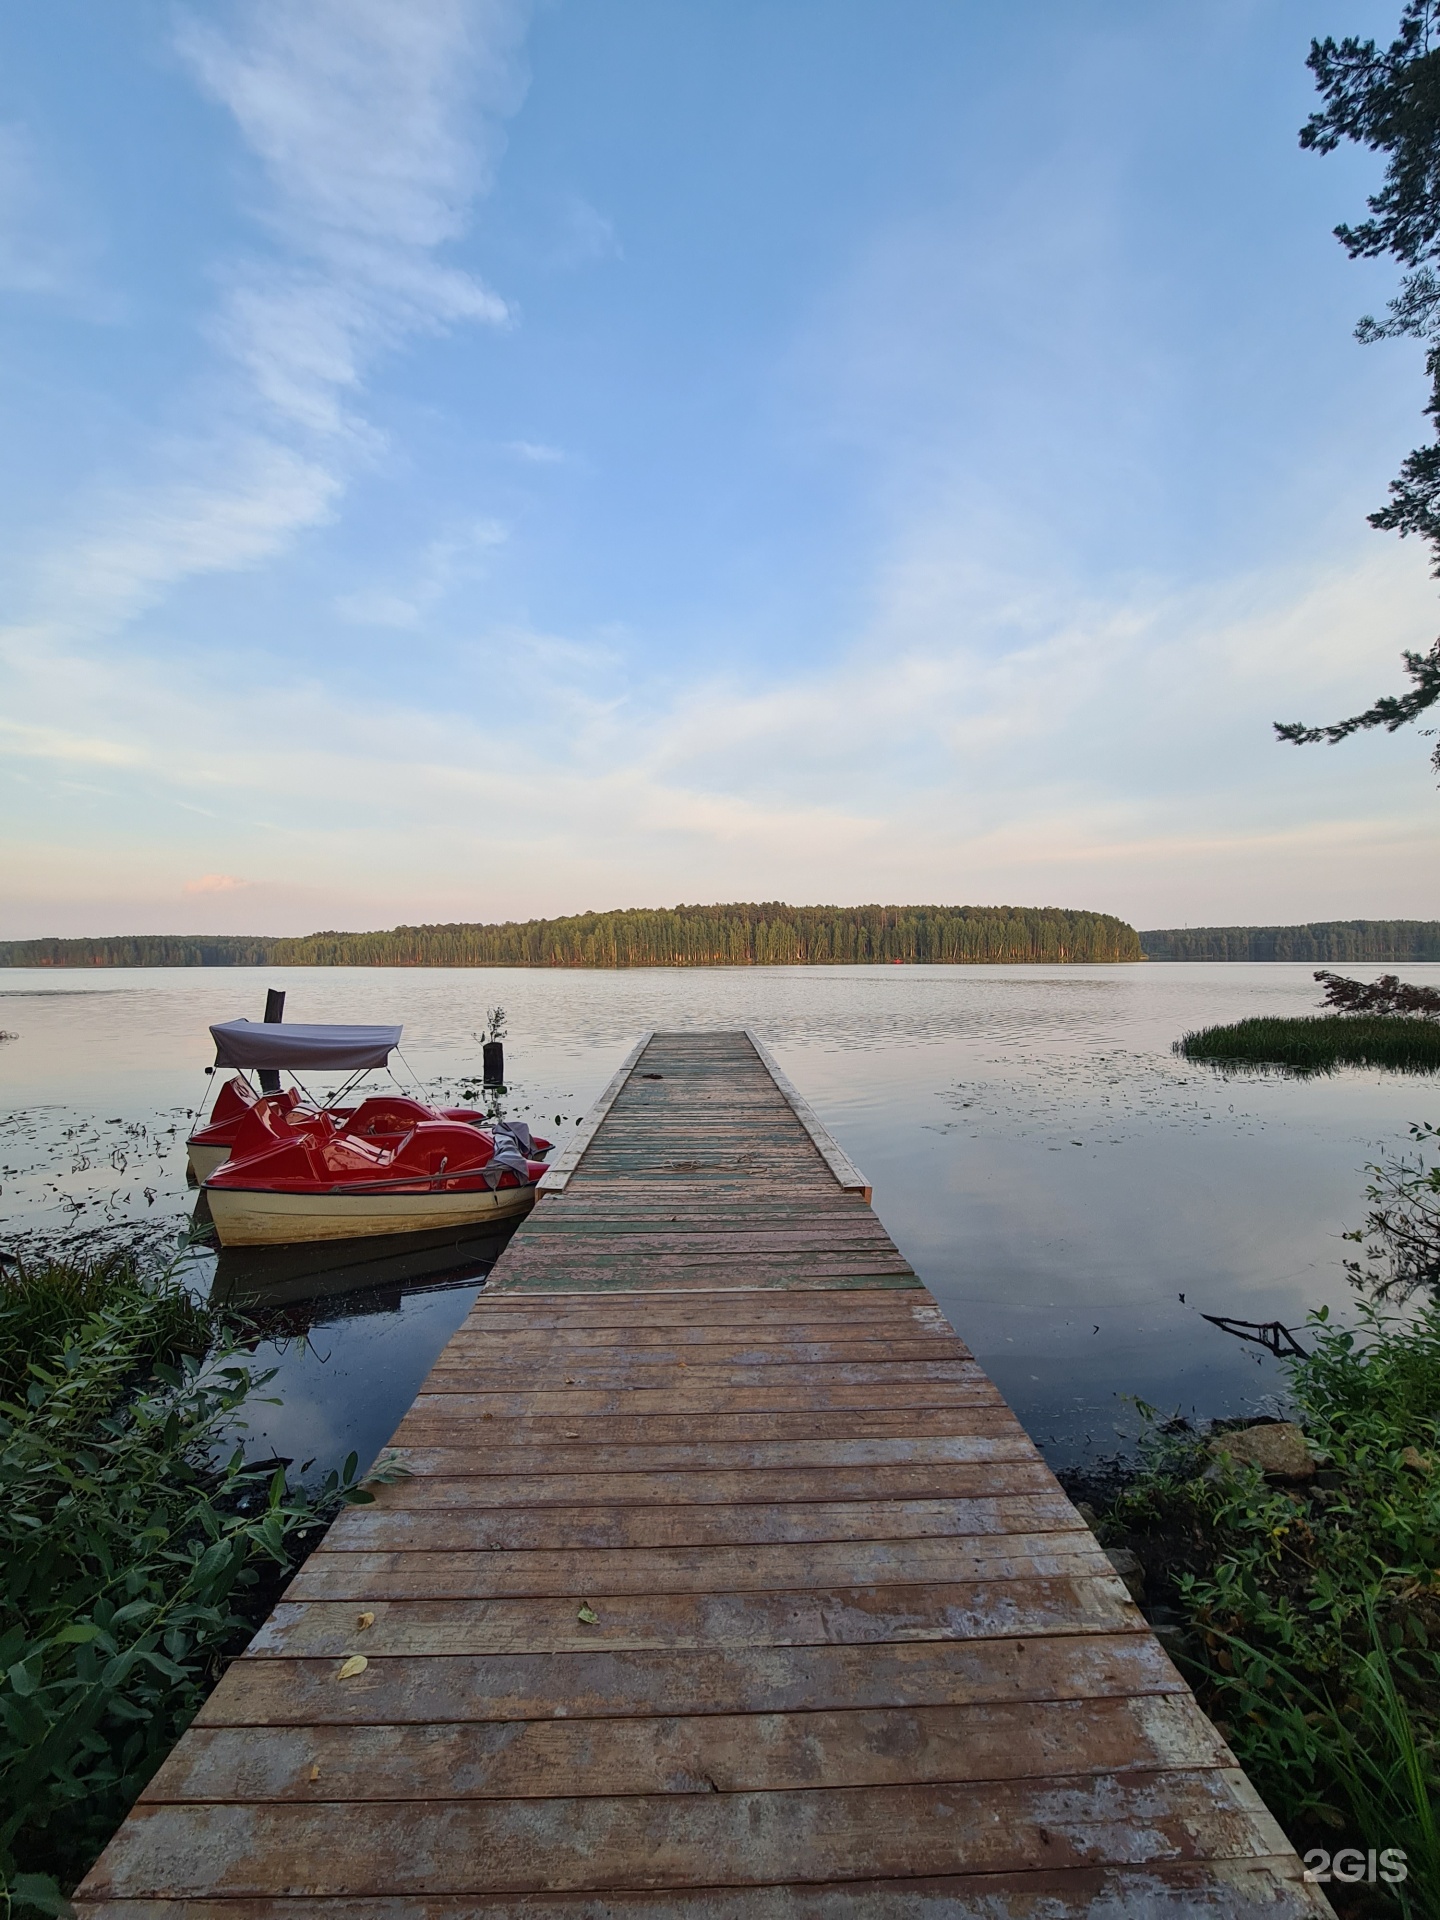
[209,1020,403,1071]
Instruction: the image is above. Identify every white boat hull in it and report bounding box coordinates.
[187,1141,230,1185]
[203,1181,537,1247]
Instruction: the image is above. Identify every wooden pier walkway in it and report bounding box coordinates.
[78,1031,1328,1916]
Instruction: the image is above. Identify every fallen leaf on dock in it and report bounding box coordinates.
[309,1765,321,1782]
[577,1604,598,1624]
[336,1655,368,1680]
[356,1611,375,1630]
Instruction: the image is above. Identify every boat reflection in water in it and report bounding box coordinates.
[201,1219,521,1473]
[209,1219,516,1324]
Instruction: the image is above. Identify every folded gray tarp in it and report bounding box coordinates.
[209,1020,402,1071]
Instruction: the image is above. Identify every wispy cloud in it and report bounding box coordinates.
[0,717,145,769]
[184,873,247,894]
[178,0,520,440]
[7,0,528,648]
[5,506,1436,934]
[543,193,619,269]
[29,440,341,635]
[335,518,508,627]
[506,440,566,464]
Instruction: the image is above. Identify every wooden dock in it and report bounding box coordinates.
[78,1031,1329,1915]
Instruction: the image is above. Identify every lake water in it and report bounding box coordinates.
[3,961,1437,1475]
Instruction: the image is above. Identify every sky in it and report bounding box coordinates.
[2,0,1439,939]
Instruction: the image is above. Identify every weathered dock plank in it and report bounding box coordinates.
[76,1031,1330,1916]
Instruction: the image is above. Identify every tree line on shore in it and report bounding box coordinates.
[0,903,1144,968]
[8,913,1439,968]
[1141,919,1440,963]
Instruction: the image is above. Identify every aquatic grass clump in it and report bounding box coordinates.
[1178,1013,1440,1075]
[0,1252,372,1904]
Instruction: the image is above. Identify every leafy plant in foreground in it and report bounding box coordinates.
[1207,1600,1440,1919]
[1104,1302,1440,1912]
[0,1260,369,1898]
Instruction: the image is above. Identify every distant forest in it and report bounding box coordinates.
[1140,920,1440,962]
[0,903,1143,969]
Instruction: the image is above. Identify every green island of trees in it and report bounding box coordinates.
[13,913,1440,969]
[0,902,1143,969]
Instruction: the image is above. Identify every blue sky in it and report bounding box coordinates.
[3,0,1439,937]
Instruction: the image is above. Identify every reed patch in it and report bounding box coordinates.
[1178,1014,1440,1075]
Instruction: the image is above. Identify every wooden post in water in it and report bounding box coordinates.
[482,1038,504,1086]
[258,988,284,1095]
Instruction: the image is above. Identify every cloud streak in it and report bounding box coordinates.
[335,519,509,627]
[6,0,527,647]
[179,0,518,440]
[5,499,1437,936]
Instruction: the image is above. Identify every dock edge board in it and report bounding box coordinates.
[535,1031,654,1194]
[745,1030,872,1203]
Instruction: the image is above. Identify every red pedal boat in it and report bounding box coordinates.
[204,1092,551,1247]
[189,1015,550,1246]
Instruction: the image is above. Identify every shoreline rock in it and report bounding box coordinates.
[1207,1420,1317,1483]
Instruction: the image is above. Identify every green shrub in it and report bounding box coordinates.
[1106,1302,1440,1914]
[0,1256,369,1902]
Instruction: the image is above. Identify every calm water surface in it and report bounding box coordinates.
[3,962,1437,1473]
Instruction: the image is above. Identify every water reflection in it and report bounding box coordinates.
[210,1222,514,1318]
[1198,1313,1311,1359]
[189,1223,517,1476]
[5,960,1440,1470]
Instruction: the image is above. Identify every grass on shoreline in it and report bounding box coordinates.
[0,1250,206,1405]
[1178,1014,1440,1075]
[1091,1301,1440,1917]
[0,1251,374,1910]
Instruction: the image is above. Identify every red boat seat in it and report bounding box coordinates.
[210,1075,259,1126]
[192,1076,302,1149]
[339,1096,437,1140]
[209,1106,545,1196]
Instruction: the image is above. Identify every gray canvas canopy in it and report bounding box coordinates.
[209,1020,402,1072]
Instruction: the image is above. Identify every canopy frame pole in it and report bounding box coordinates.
[280,1067,365,1114]
[299,1065,374,1113]
[390,1049,429,1100]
